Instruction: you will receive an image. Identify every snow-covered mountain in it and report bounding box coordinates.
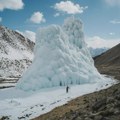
[89,47,108,57]
[17,17,104,91]
[0,25,34,78]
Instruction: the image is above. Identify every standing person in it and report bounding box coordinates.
[66,86,69,93]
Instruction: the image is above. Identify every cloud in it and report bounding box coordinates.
[30,11,46,24]
[86,36,120,48]
[105,0,120,6]
[0,0,24,11]
[16,30,36,42]
[0,17,2,22]
[109,32,115,35]
[54,13,60,17]
[110,20,120,24]
[54,1,87,15]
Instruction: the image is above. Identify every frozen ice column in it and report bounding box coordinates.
[16,17,102,91]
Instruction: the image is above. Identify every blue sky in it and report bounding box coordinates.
[0,0,120,48]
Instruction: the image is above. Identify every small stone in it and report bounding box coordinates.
[102,117,109,120]
[115,94,120,100]
[114,109,120,115]
[94,115,103,120]
[84,117,92,120]
[107,97,114,104]
[100,109,114,116]
[92,99,106,111]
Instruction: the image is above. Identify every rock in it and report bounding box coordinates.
[115,94,120,100]
[92,99,106,111]
[101,117,109,120]
[106,97,114,104]
[100,109,114,116]
[0,116,9,120]
[94,115,103,120]
[84,117,92,120]
[114,101,120,108]
[114,109,120,115]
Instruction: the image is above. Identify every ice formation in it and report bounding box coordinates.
[17,17,103,91]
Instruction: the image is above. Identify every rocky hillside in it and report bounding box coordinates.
[0,25,34,79]
[94,43,120,80]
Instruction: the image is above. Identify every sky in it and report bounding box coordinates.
[0,0,120,48]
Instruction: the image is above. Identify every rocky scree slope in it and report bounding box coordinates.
[0,25,34,79]
[94,43,120,80]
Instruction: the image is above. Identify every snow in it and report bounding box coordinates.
[16,17,104,91]
[1,46,33,60]
[0,76,117,120]
[0,25,34,78]
[0,25,33,60]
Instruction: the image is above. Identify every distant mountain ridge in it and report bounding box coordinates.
[89,47,108,57]
[0,25,35,78]
[94,43,120,65]
[94,43,120,80]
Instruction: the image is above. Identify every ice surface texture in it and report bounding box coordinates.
[17,17,102,91]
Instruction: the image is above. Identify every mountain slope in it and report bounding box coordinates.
[94,43,120,80]
[0,25,34,79]
[94,43,120,65]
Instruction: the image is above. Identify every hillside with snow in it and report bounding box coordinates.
[0,25,34,79]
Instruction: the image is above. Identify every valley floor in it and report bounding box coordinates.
[34,82,120,120]
[0,76,115,120]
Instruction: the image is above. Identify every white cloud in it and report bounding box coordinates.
[105,0,120,6]
[54,1,87,15]
[109,32,115,35]
[54,13,60,17]
[30,12,46,24]
[0,17,2,22]
[0,0,24,11]
[16,30,36,42]
[110,20,120,24]
[86,36,120,48]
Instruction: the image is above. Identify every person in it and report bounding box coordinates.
[66,86,69,93]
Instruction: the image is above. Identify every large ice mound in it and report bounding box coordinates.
[16,17,102,91]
